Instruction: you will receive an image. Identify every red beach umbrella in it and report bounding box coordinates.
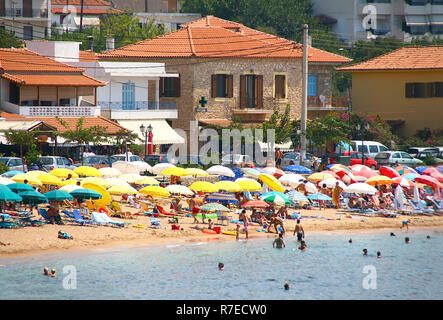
[379,166,400,179]
[415,175,441,190]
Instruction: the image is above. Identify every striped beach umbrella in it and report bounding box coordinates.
[285,190,308,203]
[242,200,270,208]
[395,166,418,175]
[205,193,238,204]
[199,203,231,211]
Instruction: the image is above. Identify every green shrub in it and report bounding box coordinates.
[0,162,9,174]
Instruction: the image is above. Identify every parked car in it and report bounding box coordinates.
[144,154,171,166]
[375,151,424,167]
[342,151,378,169]
[111,154,144,162]
[74,155,117,168]
[351,140,389,159]
[416,151,443,164]
[407,147,428,158]
[221,154,254,167]
[34,156,75,171]
[422,147,443,159]
[280,152,317,170]
[0,157,27,172]
[169,154,208,166]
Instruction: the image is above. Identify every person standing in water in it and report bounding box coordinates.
[273,233,286,249]
[293,219,305,242]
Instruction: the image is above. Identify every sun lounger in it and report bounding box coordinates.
[72,209,101,226]
[409,200,434,215]
[430,199,443,212]
[216,210,231,226]
[38,209,51,222]
[150,217,161,227]
[91,211,129,227]
[343,198,362,213]
[0,213,23,229]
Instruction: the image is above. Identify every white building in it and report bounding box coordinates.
[310,0,443,44]
[135,12,201,32]
[25,40,185,147]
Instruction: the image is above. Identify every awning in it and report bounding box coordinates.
[258,140,293,153]
[116,119,185,145]
[73,16,101,26]
[1,73,105,87]
[429,15,443,25]
[405,15,429,26]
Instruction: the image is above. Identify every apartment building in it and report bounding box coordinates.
[311,0,443,43]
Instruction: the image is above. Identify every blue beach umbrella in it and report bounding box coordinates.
[44,190,74,201]
[70,188,102,200]
[7,183,35,193]
[437,166,443,174]
[286,190,308,203]
[259,191,288,199]
[284,165,312,174]
[307,193,332,201]
[0,187,22,203]
[18,191,48,204]
[2,171,23,177]
[205,192,239,204]
[414,166,429,174]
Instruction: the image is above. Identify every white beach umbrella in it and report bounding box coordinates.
[206,165,235,177]
[119,173,143,183]
[0,177,15,185]
[112,161,139,174]
[278,174,305,186]
[104,177,131,187]
[344,183,377,195]
[98,167,121,178]
[59,184,83,193]
[131,161,152,173]
[305,182,318,194]
[165,184,194,196]
[319,179,346,189]
[150,163,176,175]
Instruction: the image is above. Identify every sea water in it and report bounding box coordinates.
[0,229,442,300]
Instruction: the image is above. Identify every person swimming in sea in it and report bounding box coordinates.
[43,267,50,276]
[349,239,353,243]
[50,268,56,277]
[218,262,224,271]
[284,283,290,290]
[405,237,410,244]
[390,232,396,237]
[298,240,307,251]
[273,233,286,249]
[363,248,368,256]
[377,251,382,258]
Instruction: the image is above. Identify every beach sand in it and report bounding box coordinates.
[1,203,442,258]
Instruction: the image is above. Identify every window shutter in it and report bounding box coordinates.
[275,75,285,99]
[256,75,263,108]
[159,78,165,97]
[405,83,414,98]
[211,74,217,98]
[227,75,233,98]
[240,75,246,108]
[173,76,181,97]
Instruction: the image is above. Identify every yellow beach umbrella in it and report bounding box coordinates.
[49,168,79,179]
[185,168,210,177]
[59,184,83,193]
[258,173,284,193]
[11,174,42,186]
[159,167,191,177]
[189,181,219,193]
[214,181,243,192]
[81,177,110,188]
[60,179,80,186]
[83,183,112,206]
[26,170,47,177]
[139,186,170,197]
[104,177,131,187]
[74,166,102,177]
[37,173,62,186]
[308,172,336,182]
[235,178,262,191]
[134,176,160,185]
[365,175,393,186]
[107,185,138,195]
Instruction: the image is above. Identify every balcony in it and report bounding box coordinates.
[2,101,101,117]
[307,96,349,111]
[0,8,49,19]
[99,101,178,120]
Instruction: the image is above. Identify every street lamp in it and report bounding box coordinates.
[356,123,370,163]
[140,123,153,160]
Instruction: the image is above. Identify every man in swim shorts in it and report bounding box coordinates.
[293,219,304,241]
[273,233,285,249]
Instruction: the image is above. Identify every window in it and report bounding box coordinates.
[56,158,65,165]
[401,152,413,159]
[122,82,135,110]
[436,83,443,97]
[406,82,443,98]
[369,145,379,153]
[379,146,388,152]
[392,153,401,159]
[274,74,286,99]
[23,26,33,40]
[308,75,318,96]
[240,75,263,108]
[357,145,369,153]
[160,77,180,97]
[211,74,233,98]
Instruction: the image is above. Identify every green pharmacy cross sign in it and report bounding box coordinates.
[196,96,208,112]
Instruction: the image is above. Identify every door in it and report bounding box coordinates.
[400,152,414,165]
[122,82,135,110]
[23,0,32,17]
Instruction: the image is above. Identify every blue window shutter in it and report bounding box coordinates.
[308,75,317,96]
[122,82,135,110]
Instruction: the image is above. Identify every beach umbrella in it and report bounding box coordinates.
[320,170,340,179]
[308,172,336,182]
[365,175,394,186]
[351,175,367,182]
[206,165,235,177]
[0,177,15,185]
[414,175,441,190]
[185,168,210,177]
[83,183,112,207]
[74,166,102,177]
[402,173,419,181]
[285,190,308,203]
[394,185,408,207]
[278,174,305,187]
[150,163,176,175]
[258,173,284,193]
[343,183,377,195]
[2,171,23,177]
[413,185,421,203]
[104,177,131,187]
[235,178,262,191]
[0,189,22,202]
[59,184,83,193]
[330,164,351,173]
[284,165,312,174]
[422,167,439,176]
[392,177,415,188]
[98,167,121,178]
[80,177,110,188]
[44,190,73,201]
[112,161,139,175]
[319,179,346,189]
[165,184,194,196]
[18,190,48,204]
[11,174,42,186]
[189,181,219,193]
[199,202,231,212]
[107,185,138,195]
[36,173,62,186]
[242,200,270,208]
[262,167,285,178]
[214,181,243,192]
[395,166,417,175]
[7,182,35,193]
[261,193,291,206]
[139,186,170,197]
[240,167,267,179]
[430,172,443,184]
[414,166,429,175]
[437,165,443,174]
[379,166,400,179]
[355,167,378,178]
[70,188,103,200]
[307,193,332,201]
[133,176,160,185]
[119,173,143,183]
[159,167,191,177]
[131,161,152,173]
[60,179,80,186]
[305,182,318,194]
[49,168,79,179]
[205,192,238,204]
[260,191,287,199]
[26,170,47,177]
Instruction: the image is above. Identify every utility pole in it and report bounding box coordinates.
[79,0,84,32]
[299,24,308,167]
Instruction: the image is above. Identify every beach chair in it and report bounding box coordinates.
[72,209,100,226]
[216,210,230,226]
[38,209,51,222]
[150,217,161,227]
[430,199,443,213]
[343,198,361,213]
[156,205,177,217]
[109,201,133,219]
[409,200,434,215]
[61,210,76,220]
[0,213,23,229]
[91,212,129,227]
[85,200,97,211]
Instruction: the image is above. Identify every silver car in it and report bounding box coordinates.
[35,156,76,171]
[0,157,27,172]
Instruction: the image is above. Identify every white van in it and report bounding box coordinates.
[351,141,389,159]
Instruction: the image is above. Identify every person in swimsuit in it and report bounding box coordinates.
[401,219,411,230]
[273,233,286,249]
[293,219,304,241]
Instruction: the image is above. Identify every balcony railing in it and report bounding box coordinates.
[0,8,48,18]
[308,96,349,109]
[20,106,100,117]
[98,101,177,111]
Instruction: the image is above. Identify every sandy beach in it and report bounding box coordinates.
[1,202,442,258]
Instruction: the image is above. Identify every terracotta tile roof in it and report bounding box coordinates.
[51,0,110,6]
[79,50,99,62]
[0,48,83,73]
[99,15,350,63]
[0,111,27,120]
[1,73,105,86]
[336,46,443,72]
[51,8,121,14]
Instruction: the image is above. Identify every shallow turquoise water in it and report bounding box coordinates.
[0,229,442,300]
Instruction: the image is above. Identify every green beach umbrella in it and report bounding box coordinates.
[261,194,291,206]
[199,203,231,212]
[44,190,73,201]
[18,191,48,204]
[7,183,35,193]
[70,188,102,200]
[0,188,23,202]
